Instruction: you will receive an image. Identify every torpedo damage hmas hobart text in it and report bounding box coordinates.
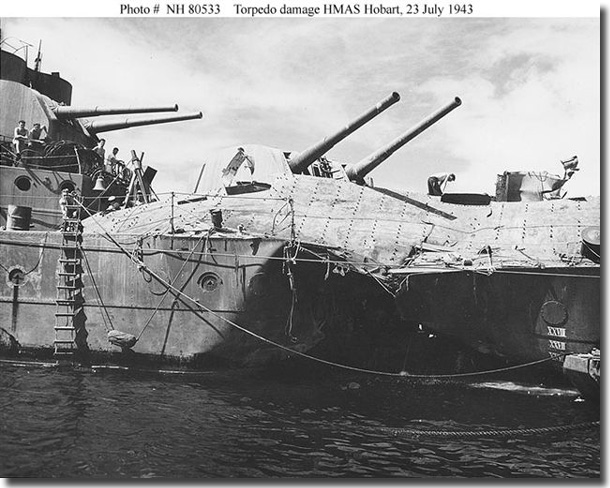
[233,3,473,16]
[234,4,402,16]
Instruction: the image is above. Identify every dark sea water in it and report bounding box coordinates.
[0,361,600,479]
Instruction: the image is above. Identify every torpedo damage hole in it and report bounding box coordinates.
[197,272,222,292]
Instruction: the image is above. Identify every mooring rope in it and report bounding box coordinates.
[0,233,49,275]
[1,234,598,276]
[104,228,559,374]
[283,242,301,342]
[134,231,210,342]
[95,231,566,378]
[75,201,572,379]
[156,268,571,377]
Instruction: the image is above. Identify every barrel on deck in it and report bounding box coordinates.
[7,205,32,231]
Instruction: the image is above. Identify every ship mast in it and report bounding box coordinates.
[34,40,42,72]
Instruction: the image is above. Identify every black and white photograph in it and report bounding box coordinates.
[0,1,601,479]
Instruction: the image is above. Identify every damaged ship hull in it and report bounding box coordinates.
[0,226,402,367]
[0,231,320,366]
[395,268,600,365]
[0,41,599,388]
[80,173,600,375]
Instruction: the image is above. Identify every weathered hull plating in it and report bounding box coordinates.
[80,174,600,375]
[0,230,339,366]
[1,173,600,378]
[395,268,600,367]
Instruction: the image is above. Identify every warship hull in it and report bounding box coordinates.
[395,268,600,367]
[0,43,599,390]
[79,174,601,376]
[0,230,343,367]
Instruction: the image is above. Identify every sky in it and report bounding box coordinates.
[0,12,601,197]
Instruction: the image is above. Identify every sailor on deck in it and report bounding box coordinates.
[59,188,71,219]
[106,147,121,174]
[93,138,106,162]
[28,123,49,153]
[427,172,455,196]
[28,123,48,143]
[59,188,75,220]
[13,120,28,159]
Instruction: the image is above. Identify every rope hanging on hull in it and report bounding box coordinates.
[76,201,578,378]
[99,228,571,378]
[130,231,211,345]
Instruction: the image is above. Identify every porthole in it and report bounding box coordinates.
[7,266,26,287]
[197,272,222,292]
[14,176,32,192]
[541,300,568,326]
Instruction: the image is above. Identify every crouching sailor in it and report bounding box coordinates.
[427,172,456,196]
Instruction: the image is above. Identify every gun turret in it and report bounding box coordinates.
[345,97,462,182]
[85,111,203,134]
[288,92,400,174]
[54,104,179,119]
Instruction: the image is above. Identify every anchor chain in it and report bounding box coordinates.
[379,420,600,438]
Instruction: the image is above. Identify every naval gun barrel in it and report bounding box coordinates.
[288,92,400,174]
[85,111,204,134]
[346,97,462,182]
[54,104,179,119]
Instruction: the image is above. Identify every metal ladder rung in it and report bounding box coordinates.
[56,214,83,360]
[55,329,75,335]
[54,350,75,356]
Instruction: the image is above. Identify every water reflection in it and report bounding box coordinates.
[0,364,600,478]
